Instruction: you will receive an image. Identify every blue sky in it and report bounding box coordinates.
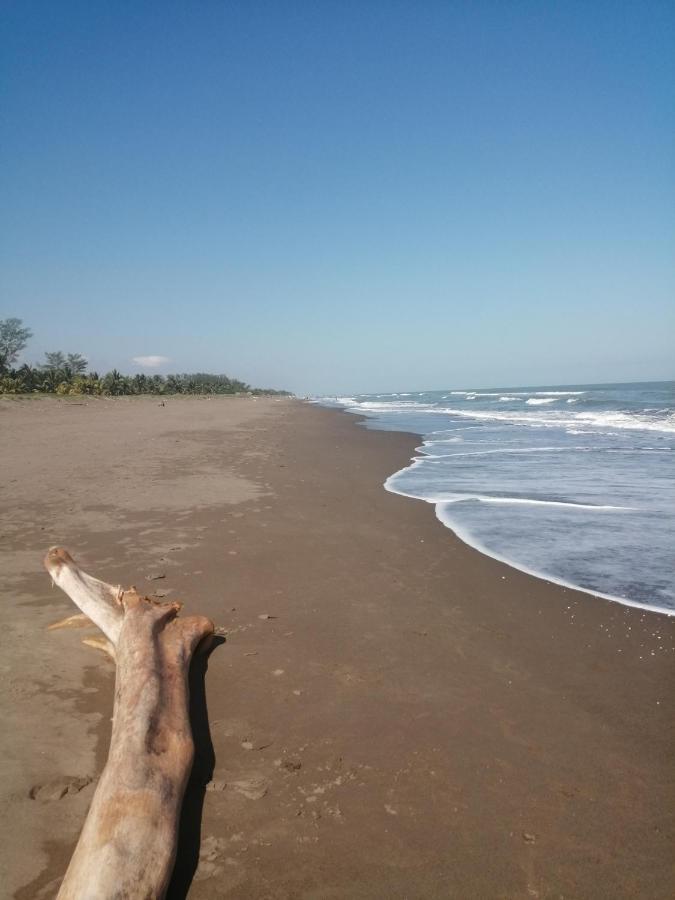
[1,1,673,394]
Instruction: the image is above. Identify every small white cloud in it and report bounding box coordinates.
[132,355,170,369]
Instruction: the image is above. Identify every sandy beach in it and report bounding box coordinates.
[1,395,673,899]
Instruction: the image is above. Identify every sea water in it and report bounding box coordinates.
[317,382,675,614]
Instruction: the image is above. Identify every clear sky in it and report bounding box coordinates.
[1,1,673,395]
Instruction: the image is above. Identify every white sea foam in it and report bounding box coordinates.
[348,398,675,433]
[576,411,675,432]
[315,396,358,405]
[431,504,673,617]
[427,407,675,434]
[428,437,522,445]
[420,446,592,459]
[356,400,433,411]
[382,474,673,615]
[423,444,666,458]
[428,425,486,434]
[454,389,587,397]
[471,496,634,510]
[468,392,503,397]
[533,390,586,396]
[384,474,637,512]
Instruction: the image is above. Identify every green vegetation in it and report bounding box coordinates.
[0,318,33,370]
[0,318,289,397]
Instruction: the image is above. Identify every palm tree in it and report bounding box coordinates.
[151,374,165,394]
[165,375,183,394]
[41,368,62,392]
[16,363,38,391]
[103,369,125,396]
[40,351,67,372]
[67,353,88,375]
[132,373,148,394]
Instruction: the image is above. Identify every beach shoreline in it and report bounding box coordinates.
[324,382,675,617]
[1,396,673,898]
[337,404,675,618]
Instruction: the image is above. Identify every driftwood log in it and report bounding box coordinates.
[44,547,215,899]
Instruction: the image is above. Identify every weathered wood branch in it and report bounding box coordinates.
[45,547,215,899]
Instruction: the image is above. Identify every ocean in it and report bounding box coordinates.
[317,382,675,615]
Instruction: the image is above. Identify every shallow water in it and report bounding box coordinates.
[317,382,675,614]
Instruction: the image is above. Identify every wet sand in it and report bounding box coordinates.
[1,395,673,898]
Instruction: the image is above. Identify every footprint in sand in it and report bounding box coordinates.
[229,777,269,800]
[194,835,244,884]
[29,775,93,802]
[194,835,227,881]
[206,775,269,800]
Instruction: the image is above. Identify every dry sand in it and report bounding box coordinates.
[0,395,673,898]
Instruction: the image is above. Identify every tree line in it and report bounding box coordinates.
[0,318,289,397]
